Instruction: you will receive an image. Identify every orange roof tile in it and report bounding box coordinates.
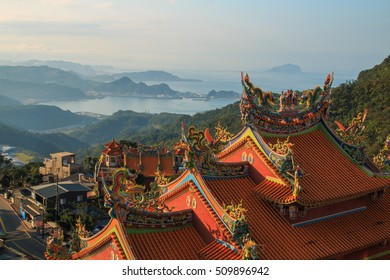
[205,176,390,259]
[263,125,390,205]
[198,240,241,260]
[254,179,296,204]
[127,225,206,260]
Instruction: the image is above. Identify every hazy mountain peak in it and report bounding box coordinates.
[268,64,302,73]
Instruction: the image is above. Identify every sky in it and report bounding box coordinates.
[0,0,389,73]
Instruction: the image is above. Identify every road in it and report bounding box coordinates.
[0,195,46,260]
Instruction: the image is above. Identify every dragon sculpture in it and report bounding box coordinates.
[175,123,232,172]
[300,72,334,108]
[268,136,294,155]
[223,200,247,221]
[243,73,275,107]
[241,235,260,260]
[334,109,368,146]
[46,228,68,258]
[373,134,390,172]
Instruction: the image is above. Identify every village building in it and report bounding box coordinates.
[39,152,82,180]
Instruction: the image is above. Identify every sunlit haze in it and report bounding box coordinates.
[0,0,389,72]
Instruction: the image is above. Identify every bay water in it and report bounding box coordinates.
[38,69,357,116]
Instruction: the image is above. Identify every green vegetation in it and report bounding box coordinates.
[0,105,96,131]
[328,55,390,155]
[70,102,241,147]
[0,162,43,188]
[13,152,34,164]
[0,78,87,102]
[0,95,22,107]
[0,122,89,156]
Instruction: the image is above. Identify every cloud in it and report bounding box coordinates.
[91,2,113,10]
[0,43,53,53]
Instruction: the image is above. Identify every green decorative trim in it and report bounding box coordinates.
[84,221,130,260]
[259,123,320,138]
[366,249,390,260]
[371,173,390,179]
[126,223,192,235]
[318,124,374,177]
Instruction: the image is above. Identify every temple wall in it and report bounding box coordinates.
[220,144,275,184]
[284,197,366,227]
[166,189,225,244]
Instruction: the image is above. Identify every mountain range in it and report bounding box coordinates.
[0,56,388,161]
[93,70,201,82]
[0,65,199,103]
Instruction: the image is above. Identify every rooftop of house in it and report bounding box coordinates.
[49,152,75,158]
[31,181,91,199]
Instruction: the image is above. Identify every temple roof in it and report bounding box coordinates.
[127,225,206,260]
[204,175,390,259]
[102,138,122,155]
[220,123,390,206]
[262,124,390,205]
[239,72,333,134]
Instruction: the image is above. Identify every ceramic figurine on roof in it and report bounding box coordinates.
[240,71,333,133]
[243,73,275,107]
[333,109,369,164]
[373,134,390,172]
[175,123,245,176]
[334,109,368,146]
[45,228,70,260]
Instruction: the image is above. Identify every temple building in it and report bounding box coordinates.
[45,72,390,260]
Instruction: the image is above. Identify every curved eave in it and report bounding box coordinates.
[72,218,134,260]
[253,179,296,205]
[262,123,390,206]
[218,125,291,186]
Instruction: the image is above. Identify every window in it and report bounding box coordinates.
[77,195,83,202]
[110,156,116,167]
[248,153,254,164]
[242,152,247,161]
[60,198,66,205]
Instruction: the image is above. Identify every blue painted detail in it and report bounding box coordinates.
[228,126,250,145]
[203,174,247,180]
[215,238,239,253]
[292,206,367,227]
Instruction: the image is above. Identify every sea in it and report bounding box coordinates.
[38,69,358,116]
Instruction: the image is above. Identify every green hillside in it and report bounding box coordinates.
[0,123,88,156]
[0,95,22,107]
[328,55,390,155]
[0,78,86,103]
[70,102,241,146]
[0,105,96,131]
[0,65,94,90]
